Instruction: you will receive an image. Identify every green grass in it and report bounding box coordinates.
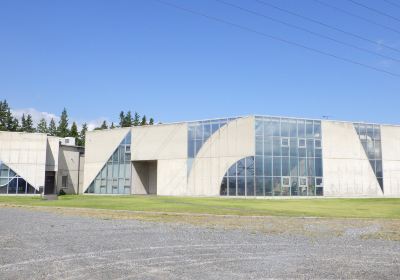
[0,195,400,219]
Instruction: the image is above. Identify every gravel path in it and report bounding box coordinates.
[0,207,399,279]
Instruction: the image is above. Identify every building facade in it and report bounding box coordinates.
[83,116,400,197]
[0,132,84,195]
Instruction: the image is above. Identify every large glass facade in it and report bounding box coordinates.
[221,117,324,196]
[354,123,384,192]
[187,118,236,175]
[0,162,37,194]
[85,132,132,194]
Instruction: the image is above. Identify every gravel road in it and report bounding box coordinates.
[0,207,399,279]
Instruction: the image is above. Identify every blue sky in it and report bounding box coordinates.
[1,0,399,128]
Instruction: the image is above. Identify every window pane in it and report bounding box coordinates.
[237,159,246,176]
[256,177,264,196]
[255,120,263,136]
[281,120,290,137]
[228,177,236,196]
[256,136,263,155]
[264,137,273,156]
[265,177,273,196]
[282,157,290,176]
[228,164,236,177]
[315,158,323,177]
[290,157,298,176]
[289,120,297,138]
[237,177,245,196]
[220,177,227,196]
[246,176,254,196]
[273,138,281,156]
[246,157,255,177]
[306,121,313,137]
[273,157,281,176]
[255,156,263,176]
[264,157,273,176]
[273,177,281,196]
[272,120,280,136]
[298,120,306,138]
[314,121,321,138]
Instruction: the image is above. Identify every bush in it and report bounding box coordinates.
[58,189,66,196]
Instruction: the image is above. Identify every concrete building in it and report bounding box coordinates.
[82,116,400,197]
[0,132,84,195]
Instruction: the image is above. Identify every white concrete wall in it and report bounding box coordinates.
[57,146,84,194]
[132,123,188,196]
[187,117,255,196]
[381,125,400,197]
[46,136,60,172]
[322,121,383,197]
[83,128,130,192]
[0,132,48,190]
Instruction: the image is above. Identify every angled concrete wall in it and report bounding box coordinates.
[187,116,255,196]
[57,145,84,194]
[381,125,400,197]
[131,123,188,196]
[83,128,130,192]
[322,121,383,197]
[0,132,48,190]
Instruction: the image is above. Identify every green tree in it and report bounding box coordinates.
[124,111,133,127]
[119,111,125,127]
[0,100,9,131]
[20,114,34,132]
[57,108,69,137]
[149,118,154,125]
[141,115,147,126]
[48,118,57,136]
[110,122,115,129]
[100,120,108,130]
[133,112,140,126]
[70,122,79,143]
[36,118,48,134]
[78,123,88,146]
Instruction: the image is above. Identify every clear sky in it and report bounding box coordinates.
[1,0,399,128]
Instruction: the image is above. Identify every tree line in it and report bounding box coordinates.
[0,100,155,146]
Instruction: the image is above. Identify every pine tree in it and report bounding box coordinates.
[57,108,69,137]
[119,111,125,127]
[110,122,115,129]
[141,115,147,126]
[37,118,48,134]
[149,118,154,125]
[70,122,79,143]
[78,123,88,146]
[100,120,108,129]
[48,118,57,136]
[0,100,8,131]
[124,111,133,127]
[20,114,34,132]
[20,114,26,132]
[133,112,140,126]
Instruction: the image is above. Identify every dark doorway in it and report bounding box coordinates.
[44,171,56,194]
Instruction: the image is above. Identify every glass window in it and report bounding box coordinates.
[290,139,298,157]
[265,177,273,196]
[272,120,280,136]
[314,121,321,138]
[246,157,255,177]
[273,177,281,196]
[256,177,264,196]
[299,158,307,176]
[290,157,298,176]
[281,138,289,147]
[306,121,314,137]
[228,164,236,177]
[315,139,321,148]
[264,157,273,176]
[297,120,306,138]
[291,177,298,196]
[237,159,246,176]
[255,156,263,176]
[315,158,323,177]
[281,120,290,137]
[255,120,263,136]
[273,157,281,176]
[203,123,211,139]
[376,160,383,177]
[273,138,281,156]
[256,136,263,155]
[264,121,273,136]
[282,177,290,186]
[264,137,273,156]
[246,176,254,196]
[237,177,245,196]
[298,138,306,148]
[282,157,290,176]
[289,120,297,138]
[228,177,236,196]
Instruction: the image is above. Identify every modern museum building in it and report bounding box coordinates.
[1,115,400,197]
[82,115,400,198]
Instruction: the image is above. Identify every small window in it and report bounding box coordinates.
[316,177,323,187]
[61,176,68,188]
[315,139,321,148]
[65,139,70,144]
[299,177,307,186]
[125,145,131,153]
[281,138,289,147]
[298,139,306,148]
[282,177,290,186]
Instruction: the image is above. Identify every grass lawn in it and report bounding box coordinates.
[1,195,400,219]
